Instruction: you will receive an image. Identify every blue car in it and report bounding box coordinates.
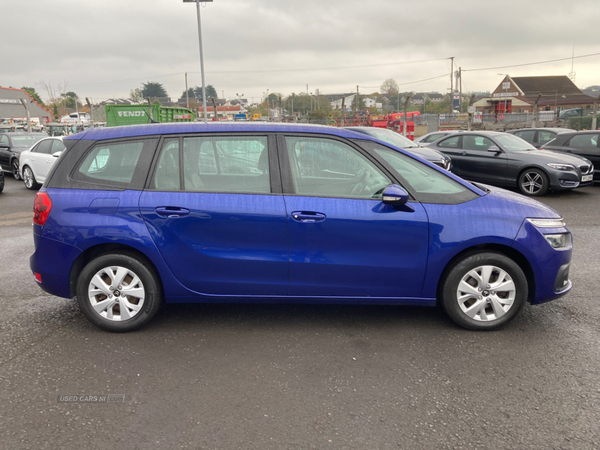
[30,123,573,332]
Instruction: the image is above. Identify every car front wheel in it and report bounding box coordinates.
[76,253,162,332]
[22,166,40,190]
[12,159,21,180]
[441,252,527,330]
[518,168,549,196]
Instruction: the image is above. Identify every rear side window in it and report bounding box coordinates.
[73,139,157,189]
[152,135,271,193]
[538,131,556,145]
[514,130,535,144]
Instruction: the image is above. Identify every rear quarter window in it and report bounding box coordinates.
[70,139,158,190]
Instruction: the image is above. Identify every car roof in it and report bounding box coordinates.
[66,122,378,142]
[508,128,572,133]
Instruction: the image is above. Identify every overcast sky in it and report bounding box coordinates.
[2,0,599,103]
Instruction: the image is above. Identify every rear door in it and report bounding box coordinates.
[279,134,429,299]
[139,134,289,296]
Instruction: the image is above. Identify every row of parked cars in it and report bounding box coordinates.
[410,127,597,196]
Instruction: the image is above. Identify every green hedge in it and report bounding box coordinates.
[567,114,600,131]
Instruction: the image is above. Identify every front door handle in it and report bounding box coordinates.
[460,151,467,156]
[291,211,326,223]
[155,206,190,218]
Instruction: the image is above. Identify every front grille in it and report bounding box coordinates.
[579,164,593,174]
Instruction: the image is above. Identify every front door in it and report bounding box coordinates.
[280,135,429,299]
[458,134,508,184]
[139,134,288,296]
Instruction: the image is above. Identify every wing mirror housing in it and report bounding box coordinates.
[52,151,63,158]
[382,184,409,205]
[487,145,501,153]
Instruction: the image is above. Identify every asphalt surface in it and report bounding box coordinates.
[1,175,599,450]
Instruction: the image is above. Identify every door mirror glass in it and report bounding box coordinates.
[382,184,409,205]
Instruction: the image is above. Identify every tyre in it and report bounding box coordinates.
[441,252,527,331]
[76,253,163,332]
[22,166,40,190]
[12,159,21,180]
[518,168,549,196]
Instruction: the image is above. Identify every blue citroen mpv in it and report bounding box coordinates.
[30,123,573,332]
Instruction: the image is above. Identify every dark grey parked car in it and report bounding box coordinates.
[541,131,600,181]
[0,132,48,180]
[0,168,4,193]
[506,128,572,149]
[345,126,452,171]
[427,131,594,196]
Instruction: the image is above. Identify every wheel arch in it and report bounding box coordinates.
[436,243,536,306]
[69,243,163,298]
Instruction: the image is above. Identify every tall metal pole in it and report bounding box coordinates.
[449,57,454,116]
[195,0,208,123]
[185,73,189,109]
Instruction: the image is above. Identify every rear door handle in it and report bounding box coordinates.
[291,211,326,223]
[155,206,190,218]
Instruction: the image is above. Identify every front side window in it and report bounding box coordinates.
[424,133,445,143]
[568,134,599,148]
[51,140,66,154]
[438,136,460,149]
[462,136,494,151]
[285,136,390,199]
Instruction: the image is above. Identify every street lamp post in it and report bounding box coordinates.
[184,0,213,123]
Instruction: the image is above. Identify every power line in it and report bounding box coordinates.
[463,52,600,72]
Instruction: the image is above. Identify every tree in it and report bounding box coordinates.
[129,88,144,103]
[205,85,218,100]
[141,82,168,99]
[380,78,399,96]
[21,87,44,105]
[351,95,366,111]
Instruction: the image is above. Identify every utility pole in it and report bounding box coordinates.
[449,57,454,116]
[403,93,412,137]
[185,73,189,109]
[356,85,359,113]
[532,93,542,128]
[459,67,462,113]
[592,94,600,130]
[19,98,32,132]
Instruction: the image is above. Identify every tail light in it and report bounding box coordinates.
[33,192,52,225]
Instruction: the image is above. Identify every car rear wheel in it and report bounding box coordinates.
[23,166,40,190]
[76,253,162,332]
[518,168,549,196]
[12,159,21,180]
[441,252,527,330]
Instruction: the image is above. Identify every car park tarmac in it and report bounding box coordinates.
[1,175,599,449]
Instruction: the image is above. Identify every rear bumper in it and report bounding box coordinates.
[30,232,81,299]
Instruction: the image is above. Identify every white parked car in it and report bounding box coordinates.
[60,112,90,124]
[19,137,66,190]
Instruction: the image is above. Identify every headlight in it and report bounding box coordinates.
[527,218,566,228]
[547,163,575,171]
[543,233,572,249]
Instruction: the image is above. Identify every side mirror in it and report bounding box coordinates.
[382,184,409,205]
[487,145,501,153]
[52,151,63,158]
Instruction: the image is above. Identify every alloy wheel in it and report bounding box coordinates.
[456,265,516,322]
[87,266,146,321]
